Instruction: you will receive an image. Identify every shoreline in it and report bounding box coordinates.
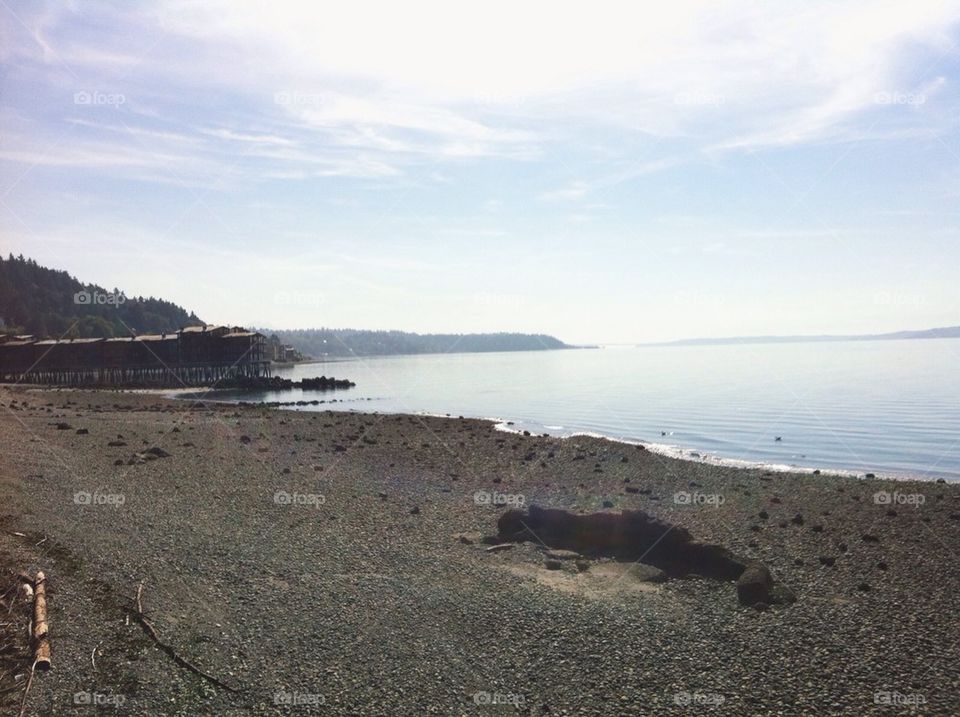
[159,386,950,484]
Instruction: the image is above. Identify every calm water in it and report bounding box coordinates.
[209,339,960,481]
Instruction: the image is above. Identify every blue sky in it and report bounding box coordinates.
[2,0,960,343]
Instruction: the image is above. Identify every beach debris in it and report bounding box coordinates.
[75,428,88,435]
[544,549,581,561]
[737,565,773,606]
[498,506,745,578]
[32,571,50,671]
[485,543,514,553]
[126,581,237,693]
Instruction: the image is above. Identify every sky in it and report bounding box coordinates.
[2,0,960,344]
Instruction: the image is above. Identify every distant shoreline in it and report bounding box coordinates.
[641,326,960,348]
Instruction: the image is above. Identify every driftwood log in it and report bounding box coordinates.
[32,571,50,670]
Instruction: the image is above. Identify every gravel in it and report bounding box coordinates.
[1,385,958,715]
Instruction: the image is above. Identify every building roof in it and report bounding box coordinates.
[179,325,226,334]
[135,334,177,341]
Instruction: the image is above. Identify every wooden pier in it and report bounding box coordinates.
[0,326,271,388]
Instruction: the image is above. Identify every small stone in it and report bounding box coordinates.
[452,532,482,545]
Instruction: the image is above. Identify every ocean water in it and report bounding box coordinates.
[208,339,960,481]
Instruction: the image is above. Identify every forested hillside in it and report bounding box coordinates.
[0,255,202,338]
[264,328,572,357]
